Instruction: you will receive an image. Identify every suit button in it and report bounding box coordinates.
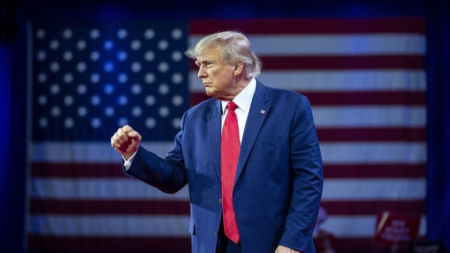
[214,231,218,237]
[219,199,222,204]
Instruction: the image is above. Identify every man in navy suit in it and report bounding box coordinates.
[111,31,323,253]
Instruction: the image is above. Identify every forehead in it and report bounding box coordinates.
[196,45,223,61]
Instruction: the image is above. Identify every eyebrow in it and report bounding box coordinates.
[195,59,214,66]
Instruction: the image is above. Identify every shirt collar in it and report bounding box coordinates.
[221,78,257,114]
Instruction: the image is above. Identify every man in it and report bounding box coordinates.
[111,31,323,253]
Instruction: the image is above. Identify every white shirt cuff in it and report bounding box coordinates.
[123,152,137,171]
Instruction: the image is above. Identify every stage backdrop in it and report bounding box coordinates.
[27,18,426,252]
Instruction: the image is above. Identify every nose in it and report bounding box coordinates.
[198,65,207,78]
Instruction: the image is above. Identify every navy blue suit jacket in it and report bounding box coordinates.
[125,81,323,253]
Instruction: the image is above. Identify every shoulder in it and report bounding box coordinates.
[185,97,219,117]
[257,80,310,106]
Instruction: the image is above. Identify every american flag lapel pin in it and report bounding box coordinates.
[260,109,265,114]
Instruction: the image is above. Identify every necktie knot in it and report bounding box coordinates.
[227,101,238,112]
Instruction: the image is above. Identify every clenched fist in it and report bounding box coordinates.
[111,125,142,160]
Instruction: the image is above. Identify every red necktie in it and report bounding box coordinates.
[221,101,240,243]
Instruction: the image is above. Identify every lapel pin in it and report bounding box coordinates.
[260,109,266,114]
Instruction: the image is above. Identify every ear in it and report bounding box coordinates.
[233,62,244,76]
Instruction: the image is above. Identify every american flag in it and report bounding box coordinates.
[27,18,426,252]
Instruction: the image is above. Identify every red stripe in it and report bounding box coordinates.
[321,200,425,215]
[321,238,408,253]
[27,235,423,253]
[31,162,125,178]
[29,198,424,216]
[306,91,425,106]
[261,55,425,70]
[32,163,425,179]
[30,199,190,215]
[189,55,425,70]
[324,164,426,178]
[28,235,191,253]
[190,18,425,34]
[317,128,425,142]
[190,91,426,106]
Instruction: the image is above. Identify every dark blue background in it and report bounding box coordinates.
[1,0,448,252]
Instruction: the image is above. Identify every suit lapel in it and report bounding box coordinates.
[235,82,271,184]
[208,100,223,180]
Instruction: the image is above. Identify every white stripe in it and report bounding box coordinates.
[29,215,190,237]
[189,70,426,92]
[31,178,189,199]
[320,142,426,164]
[32,178,424,201]
[28,214,426,238]
[31,141,425,165]
[189,34,426,55]
[322,215,426,237]
[313,106,425,127]
[322,179,426,200]
[31,141,174,162]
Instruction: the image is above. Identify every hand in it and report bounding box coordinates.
[275,245,302,253]
[111,125,142,159]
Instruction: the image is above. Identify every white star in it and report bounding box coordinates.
[131,62,141,72]
[132,106,142,117]
[146,117,156,128]
[64,73,73,83]
[172,51,183,62]
[49,40,59,50]
[38,95,47,105]
[51,107,61,117]
[77,62,87,72]
[77,84,87,94]
[90,29,100,39]
[131,84,142,95]
[145,51,155,61]
[172,73,183,84]
[172,95,184,106]
[39,118,48,128]
[158,62,169,73]
[36,51,46,61]
[63,51,73,61]
[50,62,60,72]
[144,29,155,39]
[62,29,73,39]
[91,118,101,128]
[78,107,87,117]
[36,29,46,39]
[172,28,183,39]
[158,84,169,95]
[50,84,60,94]
[117,29,127,39]
[65,118,74,128]
[158,40,169,51]
[145,95,155,106]
[64,96,74,106]
[77,40,86,50]
[159,106,170,117]
[145,73,155,84]
[90,51,100,61]
[104,107,115,117]
[131,40,141,50]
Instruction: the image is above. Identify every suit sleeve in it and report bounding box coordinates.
[279,96,323,252]
[123,112,188,194]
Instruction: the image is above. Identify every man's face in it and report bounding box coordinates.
[195,45,236,100]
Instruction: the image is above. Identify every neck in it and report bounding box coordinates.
[219,76,252,101]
